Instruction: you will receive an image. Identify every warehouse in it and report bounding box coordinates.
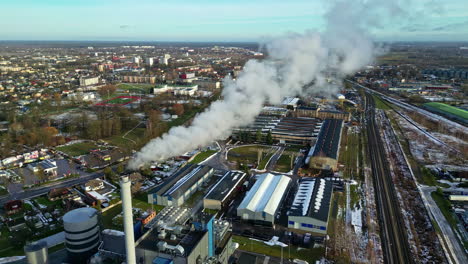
[287,178,333,235]
[204,171,247,210]
[308,119,343,171]
[271,117,321,145]
[237,173,291,225]
[148,165,214,206]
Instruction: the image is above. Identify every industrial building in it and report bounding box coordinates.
[287,178,333,235]
[307,119,343,171]
[133,207,236,264]
[24,241,48,264]
[63,207,100,263]
[271,117,321,145]
[237,173,291,225]
[233,114,321,145]
[79,76,100,87]
[295,106,351,122]
[193,78,221,89]
[148,165,214,207]
[204,171,247,210]
[122,75,160,84]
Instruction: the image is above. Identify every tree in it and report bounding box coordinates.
[53,93,62,108]
[172,104,184,116]
[116,164,125,175]
[87,120,101,140]
[256,130,263,142]
[103,167,114,179]
[266,131,273,145]
[39,127,59,146]
[98,84,117,98]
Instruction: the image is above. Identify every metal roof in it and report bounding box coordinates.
[204,171,246,202]
[238,173,291,216]
[312,119,343,159]
[151,164,213,199]
[289,178,333,222]
[63,207,98,224]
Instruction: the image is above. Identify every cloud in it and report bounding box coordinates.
[431,20,468,31]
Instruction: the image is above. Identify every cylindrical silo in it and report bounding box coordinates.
[63,207,100,263]
[120,176,136,264]
[24,241,48,264]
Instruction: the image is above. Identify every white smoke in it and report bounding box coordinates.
[128,0,413,169]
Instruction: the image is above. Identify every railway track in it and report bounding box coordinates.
[365,92,413,264]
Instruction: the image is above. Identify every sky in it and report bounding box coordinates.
[0,0,467,42]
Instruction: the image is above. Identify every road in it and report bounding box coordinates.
[202,141,230,170]
[364,92,413,264]
[266,147,285,171]
[420,186,468,264]
[0,172,104,205]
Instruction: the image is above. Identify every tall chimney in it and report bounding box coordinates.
[120,176,136,264]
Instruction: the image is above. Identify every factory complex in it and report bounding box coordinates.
[16,94,351,264]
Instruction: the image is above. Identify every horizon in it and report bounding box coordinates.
[1,0,468,42]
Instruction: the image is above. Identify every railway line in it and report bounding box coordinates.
[347,79,464,155]
[364,92,413,264]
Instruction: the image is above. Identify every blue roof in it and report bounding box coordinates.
[153,257,173,264]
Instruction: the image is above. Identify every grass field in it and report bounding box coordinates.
[285,145,304,152]
[372,94,391,110]
[56,142,97,156]
[189,150,217,164]
[96,95,139,106]
[257,153,273,170]
[107,97,134,104]
[338,129,361,180]
[431,190,458,227]
[106,128,146,151]
[227,145,271,165]
[424,102,468,120]
[232,235,324,263]
[117,83,154,94]
[274,154,292,172]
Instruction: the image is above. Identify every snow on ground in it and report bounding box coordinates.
[391,112,464,166]
[351,207,363,235]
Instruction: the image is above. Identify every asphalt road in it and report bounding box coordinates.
[365,92,413,264]
[266,147,285,171]
[420,186,468,264]
[0,172,104,205]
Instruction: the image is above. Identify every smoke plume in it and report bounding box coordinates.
[128,0,410,169]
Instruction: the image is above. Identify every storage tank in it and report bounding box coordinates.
[24,241,48,264]
[63,207,100,263]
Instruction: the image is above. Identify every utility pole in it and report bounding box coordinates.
[281,245,283,264]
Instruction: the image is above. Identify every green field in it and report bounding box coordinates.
[189,150,217,164]
[424,102,468,120]
[117,83,154,94]
[274,154,293,172]
[257,153,273,170]
[106,97,134,104]
[105,128,146,151]
[232,235,324,263]
[227,145,272,165]
[372,95,391,110]
[56,142,97,156]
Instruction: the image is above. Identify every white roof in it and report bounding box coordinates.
[291,180,315,216]
[238,173,291,216]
